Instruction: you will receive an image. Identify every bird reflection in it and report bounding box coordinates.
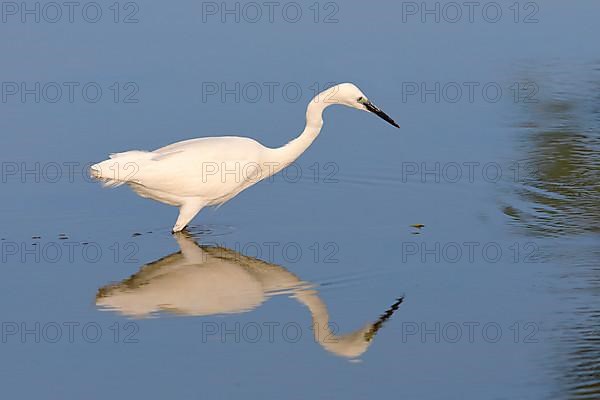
[96,232,402,358]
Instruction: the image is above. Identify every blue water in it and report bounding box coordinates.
[0,1,599,398]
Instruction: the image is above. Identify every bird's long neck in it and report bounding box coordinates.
[272,94,331,170]
[292,288,372,358]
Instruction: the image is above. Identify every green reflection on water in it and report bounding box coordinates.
[508,67,600,399]
[507,85,600,236]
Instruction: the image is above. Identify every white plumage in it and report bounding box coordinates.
[91,83,399,232]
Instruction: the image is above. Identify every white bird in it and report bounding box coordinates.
[90,83,399,232]
[96,233,404,358]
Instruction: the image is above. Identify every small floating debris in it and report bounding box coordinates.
[82,242,89,245]
[32,236,41,239]
[132,232,142,237]
[58,233,69,240]
[410,224,425,229]
[146,231,153,234]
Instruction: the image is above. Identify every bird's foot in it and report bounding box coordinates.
[171,224,188,234]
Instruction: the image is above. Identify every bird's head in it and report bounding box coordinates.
[324,83,400,128]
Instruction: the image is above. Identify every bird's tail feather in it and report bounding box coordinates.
[90,150,150,187]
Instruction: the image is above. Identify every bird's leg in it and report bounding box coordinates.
[172,199,205,233]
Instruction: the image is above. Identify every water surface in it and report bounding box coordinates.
[0,1,599,399]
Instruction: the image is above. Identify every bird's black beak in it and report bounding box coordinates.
[364,101,400,128]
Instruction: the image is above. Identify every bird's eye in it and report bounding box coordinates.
[357,96,368,104]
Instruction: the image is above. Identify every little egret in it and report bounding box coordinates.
[90,83,399,232]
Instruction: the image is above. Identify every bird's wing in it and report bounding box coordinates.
[151,150,185,161]
[124,136,270,199]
